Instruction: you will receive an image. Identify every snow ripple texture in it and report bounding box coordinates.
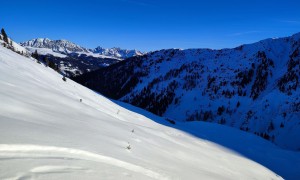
[0,144,168,180]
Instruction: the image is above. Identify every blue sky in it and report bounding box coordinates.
[1,0,300,51]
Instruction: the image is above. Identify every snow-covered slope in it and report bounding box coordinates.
[74,32,300,151]
[25,47,68,58]
[0,38,292,179]
[0,35,31,57]
[10,40,29,55]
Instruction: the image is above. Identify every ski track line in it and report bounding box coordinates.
[0,144,169,180]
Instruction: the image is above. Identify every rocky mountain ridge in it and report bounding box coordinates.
[74,32,300,151]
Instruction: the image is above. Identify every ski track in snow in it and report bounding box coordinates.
[6,166,90,180]
[0,144,168,180]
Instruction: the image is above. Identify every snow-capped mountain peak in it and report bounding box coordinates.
[20,38,145,77]
[21,38,144,59]
[93,46,143,58]
[20,38,89,54]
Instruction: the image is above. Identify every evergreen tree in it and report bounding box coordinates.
[263,133,270,140]
[32,50,39,60]
[44,56,49,67]
[1,28,9,44]
[280,122,284,128]
[236,101,240,108]
[48,61,57,70]
[268,121,275,132]
[62,76,67,82]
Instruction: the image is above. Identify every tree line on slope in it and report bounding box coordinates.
[1,28,68,81]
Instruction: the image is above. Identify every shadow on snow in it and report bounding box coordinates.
[112,99,300,180]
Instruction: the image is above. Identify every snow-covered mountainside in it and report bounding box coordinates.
[74,32,300,151]
[20,38,143,77]
[2,35,299,180]
[0,35,31,57]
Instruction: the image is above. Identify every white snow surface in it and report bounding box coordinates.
[26,47,68,58]
[0,37,30,56]
[0,44,294,179]
[10,41,28,55]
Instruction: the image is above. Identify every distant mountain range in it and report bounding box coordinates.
[20,38,144,76]
[74,32,300,151]
[20,38,143,59]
